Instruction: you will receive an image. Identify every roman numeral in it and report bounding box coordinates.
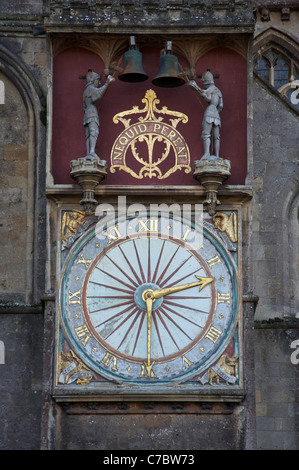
[68,289,81,304]
[140,361,156,377]
[76,253,92,269]
[182,355,194,369]
[217,292,231,304]
[104,226,122,244]
[101,352,118,371]
[181,228,191,242]
[75,323,91,346]
[205,326,222,343]
[138,218,158,232]
[207,255,221,268]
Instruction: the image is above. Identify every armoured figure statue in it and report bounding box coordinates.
[83,69,115,158]
[188,69,223,158]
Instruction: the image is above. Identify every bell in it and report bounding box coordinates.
[118,36,148,83]
[152,41,185,88]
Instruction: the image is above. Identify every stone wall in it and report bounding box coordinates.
[252,71,299,450]
[254,325,299,449]
[0,313,44,450]
[252,76,299,321]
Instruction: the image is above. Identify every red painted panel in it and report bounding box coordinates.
[52,46,247,185]
[198,47,248,185]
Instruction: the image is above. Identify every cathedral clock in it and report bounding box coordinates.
[55,209,242,399]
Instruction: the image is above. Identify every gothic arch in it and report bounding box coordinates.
[253,26,299,65]
[253,27,299,112]
[0,43,46,118]
[0,43,47,304]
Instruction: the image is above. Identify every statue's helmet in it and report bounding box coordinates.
[201,69,214,85]
[86,69,101,84]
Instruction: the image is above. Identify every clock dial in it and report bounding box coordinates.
[59,213,239,385]
[83,234,215,362]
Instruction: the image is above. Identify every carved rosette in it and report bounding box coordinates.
[193,156,231,216]
[70,157,107,215]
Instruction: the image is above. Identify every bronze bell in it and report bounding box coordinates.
[152,41,185,88]
[118,36,148,83]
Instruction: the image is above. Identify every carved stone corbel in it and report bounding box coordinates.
[70,156,107,215]
[193,156,231,216]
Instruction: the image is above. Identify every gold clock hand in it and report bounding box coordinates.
[142,290,155,372]
[140,276,213,374]
[152,276,214,300]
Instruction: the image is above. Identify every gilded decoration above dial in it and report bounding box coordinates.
[110,89,191,180]
[58,210,240,393]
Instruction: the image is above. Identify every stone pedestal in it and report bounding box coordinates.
[193,156,231,216]
[70,156,107,215]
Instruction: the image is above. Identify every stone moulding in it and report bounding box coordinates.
[52,387,246,405]
[58,401,236,415]
[45,0,255,32]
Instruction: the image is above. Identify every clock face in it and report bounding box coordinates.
[59,212,239,386]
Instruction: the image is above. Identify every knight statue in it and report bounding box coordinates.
[188,69,223,159]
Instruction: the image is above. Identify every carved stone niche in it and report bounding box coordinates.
[193,156,231,216]
[70,156,107,215]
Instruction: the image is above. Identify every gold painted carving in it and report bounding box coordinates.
[61,210,85,244]
[110,89,191,179]
[206,354,239,385]
[58,350,93,385]
[213,212,237,243]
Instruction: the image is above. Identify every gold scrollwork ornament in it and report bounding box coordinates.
[110,89,191,179]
